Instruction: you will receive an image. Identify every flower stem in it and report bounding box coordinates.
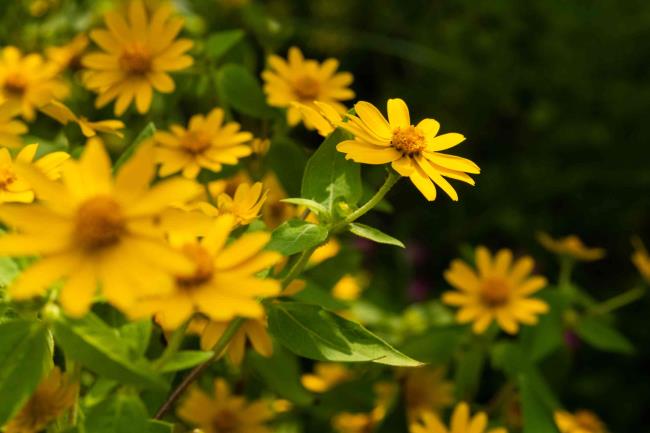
[281,245,318,288]
[558,256,574,290]
[589,287,645,316]
[153,319,190,371]
[154,317,245,419]
[203,182,216,206]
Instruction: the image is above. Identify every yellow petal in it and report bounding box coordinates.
[387,98,410,129]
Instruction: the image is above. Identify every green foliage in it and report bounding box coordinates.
[204,30,246,62]
[575,316,635,355]
[348,223,405,248]
[113,122,156,171]
[84,393,150,433]
[519,376,560,433]
[217,64,275,118]
[267,219,329,255]
[158,351,214,373]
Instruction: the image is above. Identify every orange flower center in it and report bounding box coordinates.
[574,411,603,432]
[0,167,16,190]
[562,236,584,251]
[176,244,214,290]
[119,44,152,75]
[392,126,426,155]
[180,130,212,154]
[3,73,28,96]
[293,75,321,101]
[75,195,126,250]
[211,409,239,433]
[480,277,510,306]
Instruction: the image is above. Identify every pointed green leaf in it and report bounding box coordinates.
[520,375,560,433]
[281,198,328,216]
[85,394,149,433]
[204,30,245,61]
[158,351,213,373]
[575,316,634,355]
[266,219,328,255]
[217,64,274,118]
[348,223,405,248]
[114,122,155,171]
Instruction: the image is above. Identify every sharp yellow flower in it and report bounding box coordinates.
[332,274,364,301]
[46,34,89,71]
[554,410,607,433]
[4,367,78,433]
[154,108,253,178]
[293,100,345,137]
[216,182,267,226]
[262,47,354,126]
[135,214,282,328]
[337,98,480,201]
[0,102,27,148]
[301,363,353,393]
[631,237,650,283]
[82,0,194,115]
[403,367,454,420]
[442,247,549,334]
[410,402,507,433]
[40,100,125,138]
[0,47,69,120]
[178,378,274,433]
[197,317,273,365]
[537,232,605,261]
[0,139,200,316]
[0,144,70,204]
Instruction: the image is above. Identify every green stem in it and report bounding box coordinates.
[282,246,318,288]
[154,317,245,419]
[589,287,645,316]
[558,256,574,290]
[203,182,216,206]
[153,319,190,371]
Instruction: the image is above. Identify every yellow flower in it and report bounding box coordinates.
[40,100,125,138]
[4,367,78,433]
[410,402,507,433]
[0,102,27,148]
[632,238,650,283]
[0,47,69,120]
[333,382,395,433]
[251,138,271,156]
[154,108,253,178]
[178,378,274,433]
[216,182,267,226]
[262,47,354,126]
[197,317,273,365]
[403,367,454,420]
[332,274,364,301]
[0,139,200,316]
[537,232,605,261]
[0,144,70,204]
[309,238,341,266]
[293,100,345,137]
[337,98,479,201]
[46,34,89,71]
[301,363,353,393]
[261,172,298,229]
[135,214,282,328]
[554,410,607,433]
[442,247,549,334]
[82,1,194,115]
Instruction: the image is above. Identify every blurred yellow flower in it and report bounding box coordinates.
[0,144,69,204]
[0,47,68,120]
[403,367,454,420]
[262,47,354,126]
[631,237,650,283]
[178,378,274,433]
[333,382,395,433]
[332,274,364,301]
[554,410,607,433]
[442,247,549,334]
[261,172,298,229]
[46,34,89,71]
[5,367,78,433]
[537,232,605,261]
[154,108,253,178]
[293,100,345,137]
[82,1,193,115]
[309,238,341,266]
[337,99,479,201]
[0,140,200,316]
[410,402,507,433]
[40,100,125,138]
[0,102,27,148]
[251,137,271,156]
[135,214,281,328]
[301,363,353,393]
[197,317,273,365]
[216,182,267,226]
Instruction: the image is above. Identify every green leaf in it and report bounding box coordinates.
[399,326,465,364]
[520,375,560,433]
[0,257,19,287]
[158,351,213,373]
[217,64,274,118]
[301,129,362,215]
[147,420,174,433]
[267,137,308,197]
[281,198,328,217]
[85,393,149,433]
[454,344,485,400]
[0,320,52,425]
[348,223,405,248]
[54,313,167,391]
[575,316,634,355]
[266,219,329,256]
[119,319,152,358]
[267,301,422,366]
[114,122,155,171]
[519,291,568,361]
[291,281,348,311]
[204,30,245,61]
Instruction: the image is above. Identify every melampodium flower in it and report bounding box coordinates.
[337,98,480,201]
[4,367,78,433]
[82,1,193,115]
[301,363,353,393]
[46,34,89,71]
[0,144,70,204]
[293,100,345,137]
[261,172,297,229]
[0,102,27,148]
[0,139,200,316]
[178,378,274,433]
[403,367,454,420]
[410,402,507,433]
[198,317,273,365]
[0,47,69,120]
[40,100,125,138]
[262,47,354,126]
[555,410,607,433]
[333,383,395,433]
[154,108,253,178]
[631,238,650,283]
[332,274,364,301]
[216,182,267,226]
[134,214,282,328]
[442,247,549,334]
[537,232,605,261]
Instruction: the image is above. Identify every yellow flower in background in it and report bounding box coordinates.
[5,367,78,433]
[333,382,395,433]
[204,170,252,200]
[154,108,253,178]
[0,144,70,204]
[403,367,454,420]
[135,214,282,328]
[40,100,125,138]
[0,140,200,316]
[554,410,607,433]
[0,47,68,120]
[262,47,354,126]
[178,378,274,433]
[216,182,267,226]
[0,102,27,148]
[337,99,479,201]
[301,363,353,393]
[197,317,273,365]
[631,238,650,283]
[293,100,345,137]
[261,172,298,228]
[82,0,193,115]
[442,247,549,334]
[537,232,605,261]
[410,402,507,433]
[309,238,341,266]
[46,34,89,71]
[251,138,271,156]
[332,274,365,301]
